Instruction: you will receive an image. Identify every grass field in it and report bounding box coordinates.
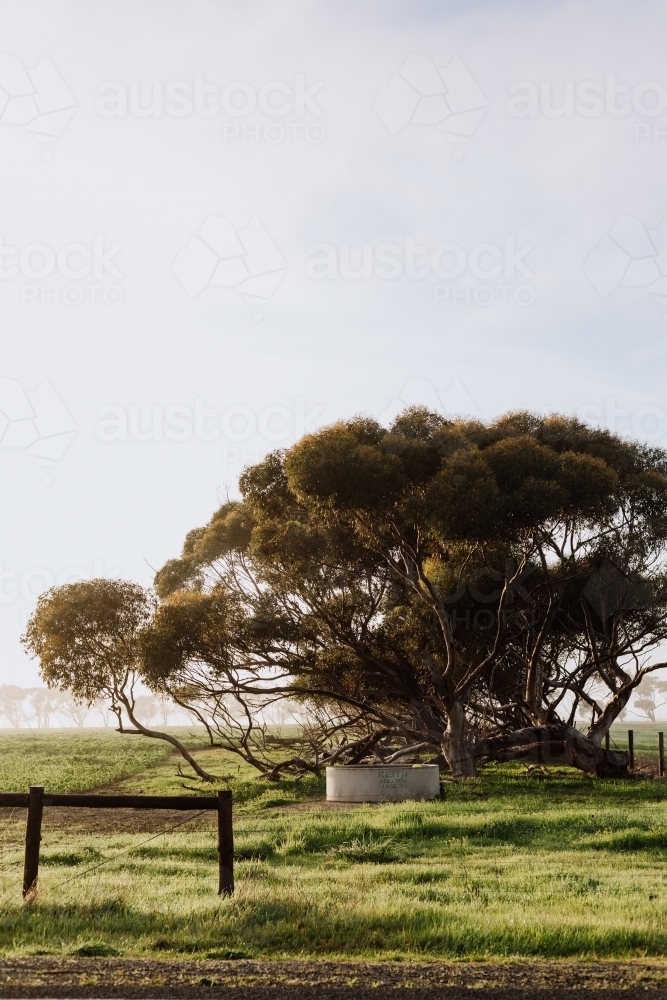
[0,729,180,794]
[0,724,666,961]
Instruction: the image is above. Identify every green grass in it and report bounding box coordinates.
[0,726,666,961]
[0,729,189,793]
[606,723,664,764]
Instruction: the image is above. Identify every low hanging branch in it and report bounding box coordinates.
[112,690,219,783]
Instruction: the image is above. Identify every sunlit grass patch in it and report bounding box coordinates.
[41,846,102,867]
[328,834,403,863]
[0,729,183,793]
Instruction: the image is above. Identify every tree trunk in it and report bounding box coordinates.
[475,724,629,777]
[442,701,477,776]
[524,659,548,725]
[587,684,633,746]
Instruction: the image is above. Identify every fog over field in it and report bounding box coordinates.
[1,0,667,688]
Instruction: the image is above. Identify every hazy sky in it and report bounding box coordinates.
[2,0,667,683]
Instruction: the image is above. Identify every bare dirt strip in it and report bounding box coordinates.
[0,958,666,998]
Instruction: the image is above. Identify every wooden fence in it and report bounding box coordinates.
[604,729,665,775]
[0,786,233,898]
[1,733,664,900]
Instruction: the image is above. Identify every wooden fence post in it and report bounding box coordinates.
[628,730,634,770]
[4,789,228,899]
[22,785,44,898]
[605,732,610,752]
[659,732,664,778]
[217,791,234,896]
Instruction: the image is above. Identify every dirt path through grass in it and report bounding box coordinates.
[0,957,666,997]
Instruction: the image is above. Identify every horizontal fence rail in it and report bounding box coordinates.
[0,786,233,899]
[0,793,220,810]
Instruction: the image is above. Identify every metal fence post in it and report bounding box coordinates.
[628,730,634,770]
[217,790,234,896]
[605,732,610,752]
[22,785,44,898]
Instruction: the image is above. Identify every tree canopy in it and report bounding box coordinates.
[139,409,667,777]
[22,579,216,780]
[23,408,667,779]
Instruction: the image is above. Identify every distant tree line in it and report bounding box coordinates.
[0,686,175,729]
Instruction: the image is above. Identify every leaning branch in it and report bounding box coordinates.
[115,688,218,782]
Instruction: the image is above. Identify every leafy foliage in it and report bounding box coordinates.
[22,408,667,779]
[139,409,667,777]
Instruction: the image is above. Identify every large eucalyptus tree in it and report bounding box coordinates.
[137,409,667,777]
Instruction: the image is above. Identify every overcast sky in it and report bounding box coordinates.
[1,0,667,685]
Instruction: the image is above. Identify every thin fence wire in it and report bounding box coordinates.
[49,809,210,891]
[0,809,21,867]
[0,813,22,902]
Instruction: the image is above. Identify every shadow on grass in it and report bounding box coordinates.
[3,897,667,960]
